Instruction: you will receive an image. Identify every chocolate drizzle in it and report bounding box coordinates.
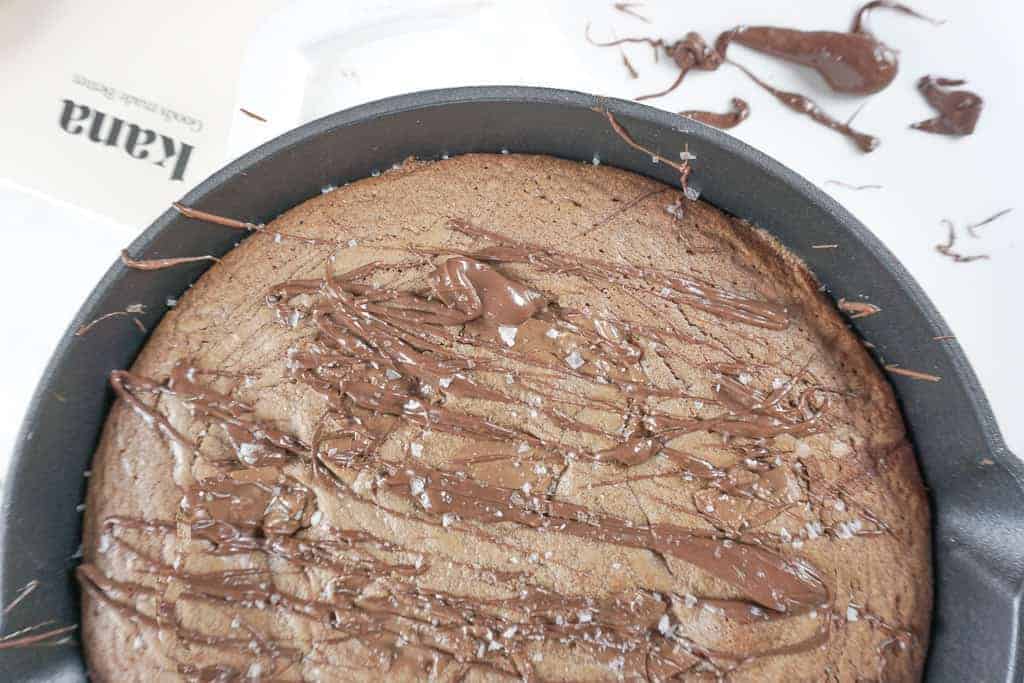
[680,98,750,130]
[911,76,984,136]
[81,197,921,679]
[731,62,881,152]
[0,580,77,651]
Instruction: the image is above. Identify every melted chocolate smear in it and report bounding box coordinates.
[680,97,750,129]
[716,2,938,96]
[731,62,880,152]
[716,27,896,95]
[911,76,984,136]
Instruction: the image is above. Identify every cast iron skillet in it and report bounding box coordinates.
[1,87,1021,681]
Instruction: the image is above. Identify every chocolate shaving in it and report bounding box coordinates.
[824,180,883,191]
[932,335,955,341]
[811,244,839,249]
[173,203,263,232]
[585,23,664,60]
[936,220,989,263]
[0,624,77,650]
[239,107,268,123]
[120,249,220,271]
[0,580,77,651]
[851,1,944,34]
[838,299,881,319]
[613,2,649,23]
[2,580,40,616]
[172,202,353,249]
[884,365,941,382]
[680,97,750,129]
[600,109,692,192]
[911,76,983,136]
[966,208,1013,238]
[716,26,897,96]
[621,51,639,78]
[75,304,147,337]
[717,2,939,97]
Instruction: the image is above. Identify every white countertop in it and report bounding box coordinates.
[1,0,1020,483]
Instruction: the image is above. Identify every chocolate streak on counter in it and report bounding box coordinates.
[451,218,789,330]
[120,249,220,271]
[621,50,639,78]
[81,216,918,677]
[730,62,880,152]
[382,464,827,613]
[911,76,984,136]
[680,97,750,129]
[716,3,938,96]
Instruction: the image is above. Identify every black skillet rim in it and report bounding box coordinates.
[2,86,1021,681]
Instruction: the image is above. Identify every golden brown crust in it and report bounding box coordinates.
[82,154,930,682]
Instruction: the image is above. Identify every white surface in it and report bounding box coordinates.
[1,0,1021,481]
[0,0,279,226]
